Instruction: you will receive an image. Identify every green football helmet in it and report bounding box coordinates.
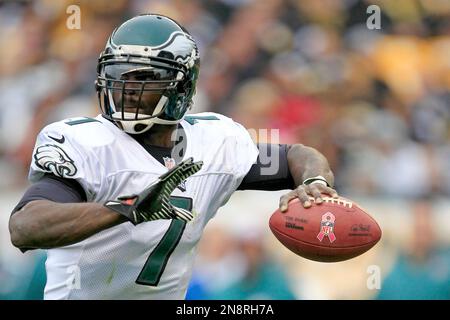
[96,14,200,134]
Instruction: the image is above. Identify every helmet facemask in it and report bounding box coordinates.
[97,56,187,134]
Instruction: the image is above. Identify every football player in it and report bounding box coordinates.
[9,14,338,299]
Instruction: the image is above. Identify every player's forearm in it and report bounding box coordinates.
[287,144,334,187]
[9,200,127,250]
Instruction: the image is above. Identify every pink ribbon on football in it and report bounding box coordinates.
[317,212,336,243]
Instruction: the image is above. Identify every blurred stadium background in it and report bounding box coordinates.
[0,0,449,300]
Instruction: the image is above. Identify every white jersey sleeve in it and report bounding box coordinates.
[182,112,259,205]
[214,113,258,188]
[29,118,105,201]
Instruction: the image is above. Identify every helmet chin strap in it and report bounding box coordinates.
[117,117,155,134]
[108,94,180,134]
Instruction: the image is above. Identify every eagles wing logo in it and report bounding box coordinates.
[34,144,77,178]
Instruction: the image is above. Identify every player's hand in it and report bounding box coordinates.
[279,182,338,212]
[104,157,203,224]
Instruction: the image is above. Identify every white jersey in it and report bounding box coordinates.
[29,112,258,300]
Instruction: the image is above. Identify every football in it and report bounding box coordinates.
[269,197,381,262]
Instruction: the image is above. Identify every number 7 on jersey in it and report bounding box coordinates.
[135,196,192,286]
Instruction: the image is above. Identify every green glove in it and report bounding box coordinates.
[104,157,202,225]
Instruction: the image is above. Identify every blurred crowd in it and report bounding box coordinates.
[0,0,449,299]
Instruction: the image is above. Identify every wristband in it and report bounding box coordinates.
[302,175,330,187]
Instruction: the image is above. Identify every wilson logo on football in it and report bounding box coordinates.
[34,144,77,178]
[317,212,337,243]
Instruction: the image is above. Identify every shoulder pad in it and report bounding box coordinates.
[41,116,117,149]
